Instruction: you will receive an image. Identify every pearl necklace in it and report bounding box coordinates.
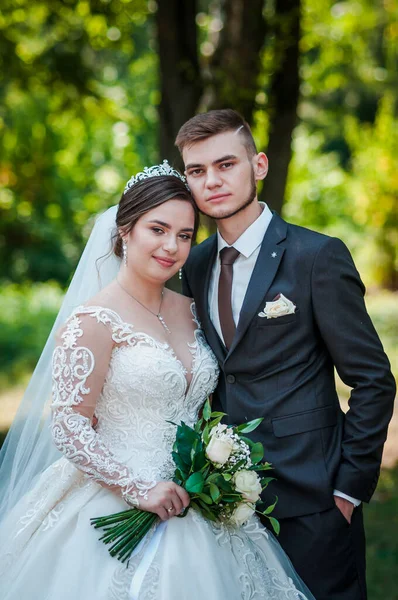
[116,279,171,334]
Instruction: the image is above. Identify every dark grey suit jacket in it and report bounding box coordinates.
[182,212,396,518]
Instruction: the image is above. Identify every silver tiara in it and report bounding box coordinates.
[124,159,188,193]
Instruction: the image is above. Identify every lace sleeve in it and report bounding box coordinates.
[51,311,154,506]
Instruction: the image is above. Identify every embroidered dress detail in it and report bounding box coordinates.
[52,311,153,506]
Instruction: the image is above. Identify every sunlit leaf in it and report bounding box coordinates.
[185,472,204,494]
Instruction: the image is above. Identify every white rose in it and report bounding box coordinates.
[213,423,227,434]
[206,435,234,465]
[233,470,263,503]
[261,293,296,319]
[230,502,255,527]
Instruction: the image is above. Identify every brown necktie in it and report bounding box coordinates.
[218,246,240,349]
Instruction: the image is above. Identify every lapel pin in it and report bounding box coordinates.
[271,252,277,258]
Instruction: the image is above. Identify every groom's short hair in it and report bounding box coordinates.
[175,109,257,159]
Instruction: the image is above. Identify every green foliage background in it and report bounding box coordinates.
[0,0,158,284]
[0,0,397,288]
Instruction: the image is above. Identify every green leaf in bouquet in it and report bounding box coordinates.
[206,473,232,492]
[235,418,264,434]
[218,478,234,492]
[201,465,211,479]
[268,516,280,536]
[194,418,203,433]
[202,423,211,445]
[193,500,217,522]
[221,494,241,503]
[193,449,207,471]
[209,411,227,419]
[198,492,213,504]
[174,445,192,468]
[190,438,199,461]
[176,423,200,465]
[208,415,224,429]
[222,473,232,481]
[177,421,198,439]
[260,477,275,488]
[206,473,220,483]
[202,398,212,421]
[261,497,278,515]
[185,471,205,494]
[253,462,273,471]
[209,483,221,502]
[173,469,184,485]
[250,442,264,464]
[172,451,189,476]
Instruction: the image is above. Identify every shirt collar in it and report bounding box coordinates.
[217,202,273,258]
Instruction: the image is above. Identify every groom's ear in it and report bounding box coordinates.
[253,153,268,182]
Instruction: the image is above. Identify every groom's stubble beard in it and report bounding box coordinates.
[195,169,257,221]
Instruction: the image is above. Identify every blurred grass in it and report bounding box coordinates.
[365,464,398,600]
[0,282,63,388]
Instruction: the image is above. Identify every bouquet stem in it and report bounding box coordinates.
[91,509,157,563]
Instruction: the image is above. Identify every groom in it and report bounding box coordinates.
[177,109,395,599]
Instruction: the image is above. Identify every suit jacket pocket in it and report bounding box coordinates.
[272,405,337,437]
[256,309,299,327]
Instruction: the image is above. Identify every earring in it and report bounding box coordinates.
[179,268,182,280]
[122,240,127,266]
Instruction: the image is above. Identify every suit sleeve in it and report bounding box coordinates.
[311,237,395,502]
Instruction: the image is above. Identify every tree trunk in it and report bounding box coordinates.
[156,0,203,170]
[207,0,267,122]
[259,0,301,214]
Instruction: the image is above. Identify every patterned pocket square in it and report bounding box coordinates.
[258,293,296,319]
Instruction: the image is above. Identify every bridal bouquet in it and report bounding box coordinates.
[91,400,278,563]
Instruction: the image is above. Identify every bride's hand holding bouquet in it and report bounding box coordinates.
[138,481,190,521]
[91,399,278,563]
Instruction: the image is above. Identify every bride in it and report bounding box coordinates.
[0,162,314,600]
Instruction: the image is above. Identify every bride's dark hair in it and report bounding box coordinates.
[113,175,199,258]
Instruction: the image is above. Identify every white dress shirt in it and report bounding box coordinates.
[209,202,360,508]
[208,202,273,339]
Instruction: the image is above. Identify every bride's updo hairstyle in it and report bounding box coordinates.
[113,175,199,258]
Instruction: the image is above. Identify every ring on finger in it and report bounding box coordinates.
[167,506,174,513]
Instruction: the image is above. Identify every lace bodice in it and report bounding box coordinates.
[51,304,219,506]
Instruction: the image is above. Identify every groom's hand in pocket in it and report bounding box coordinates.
[334,495,355,524]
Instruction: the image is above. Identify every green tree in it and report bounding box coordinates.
[0,0,157,284]
[346,94,398,289]
[284,0,398,289]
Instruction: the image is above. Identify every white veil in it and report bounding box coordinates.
[0,205,120,519]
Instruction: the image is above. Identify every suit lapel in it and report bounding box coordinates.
[194,237,226,362]
[227,213,287,356]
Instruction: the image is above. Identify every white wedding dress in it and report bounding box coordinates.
[0,304,313,600]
